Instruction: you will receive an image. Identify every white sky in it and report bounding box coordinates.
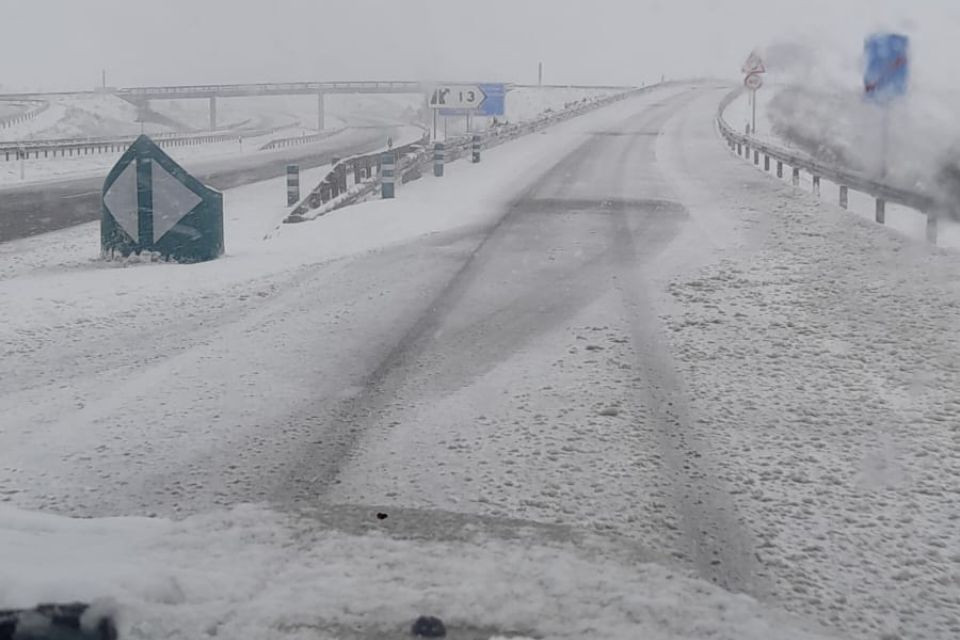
[1,0,957,91]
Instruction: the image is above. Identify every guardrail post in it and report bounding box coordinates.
[317,91,326,131]
[839,186,848,209]
[381,150,396,199]
[812,175,821,196]
[777,161,783,178]
[286,164,300,206]
[753,149,759,165]
[926,210,938,244]
[764,155,770,171]
[792,167,800,187]
[434,142,445,177]
[209,96,217,131]
[875,198,886,224]
[472,135,481,163]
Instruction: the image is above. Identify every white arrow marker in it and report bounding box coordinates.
[152,161,202,243]
[103,160,139,243]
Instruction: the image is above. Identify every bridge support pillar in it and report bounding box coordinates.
[209,96,217,131]
[317,92,326,131]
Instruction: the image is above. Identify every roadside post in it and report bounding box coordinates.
[286,164,299,206]
[381,150,396,199]
[434,142,445,177]
[472,135,481,163]
[101,135,223,262]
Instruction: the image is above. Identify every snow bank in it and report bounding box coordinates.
[659,88,960,640]
[0,503,837,640]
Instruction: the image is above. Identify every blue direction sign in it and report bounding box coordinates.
[476,83,505,116]
[433,83,506,117]
[864,33,909,103]
[101,135,223,262]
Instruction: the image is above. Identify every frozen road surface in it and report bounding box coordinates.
[2,83,960,639]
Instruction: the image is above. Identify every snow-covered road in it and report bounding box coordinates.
[3,81,960,639]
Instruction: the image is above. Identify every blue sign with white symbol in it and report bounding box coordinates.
[864,33,909,104]
[476,83,506,116]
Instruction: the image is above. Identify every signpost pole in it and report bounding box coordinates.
[751,89,757,135]
[881,107,890,180]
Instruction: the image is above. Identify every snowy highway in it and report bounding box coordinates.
[3,81,960,639]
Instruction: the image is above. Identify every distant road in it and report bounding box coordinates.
[0,124,410,243]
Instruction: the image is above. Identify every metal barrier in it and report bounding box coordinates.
[259,127,346,151]
[716,88,942,242]
[0,123,298,162]
[285,84,657,223]
[0,99,49,129]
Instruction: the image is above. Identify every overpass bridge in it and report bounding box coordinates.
[115,81,428,130]
[0,80,636,133]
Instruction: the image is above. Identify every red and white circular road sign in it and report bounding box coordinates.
[744,73,764,91]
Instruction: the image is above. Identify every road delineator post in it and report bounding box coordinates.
[875,198,886,224]
[839,186,849,209]
[472,135,481,163]
[764,155,770,171]
[286,164,299,206]
[777,160,783,178]
[812,175,821,196]
[926,210,939,244]
[434,142,445,177]
[382,150,396,199]
[792,167,800,187]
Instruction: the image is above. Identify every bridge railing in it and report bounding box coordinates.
[716,87,944,242]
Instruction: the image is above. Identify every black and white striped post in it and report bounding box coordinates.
[286,164,300,206]
[381,150,396,199]
[472,135,481,163]
[434,142,445,177]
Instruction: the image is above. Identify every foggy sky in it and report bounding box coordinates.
[2,0,957,91]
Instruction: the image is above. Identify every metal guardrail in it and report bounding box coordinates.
[0,122,299,161]
[0,99,49,129]
[259,127,347,151]
[286,85,653,223]
[716,88,942,242]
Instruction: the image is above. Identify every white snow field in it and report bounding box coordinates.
[2,80,960,639]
